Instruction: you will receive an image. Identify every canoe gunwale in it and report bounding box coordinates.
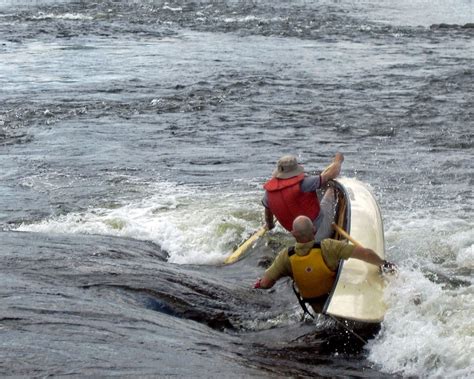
[322,179,352,315]
[321,178,386,325]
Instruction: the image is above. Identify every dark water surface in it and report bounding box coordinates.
[1,0,472,377]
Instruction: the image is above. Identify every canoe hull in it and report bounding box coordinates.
[323,177,386,323]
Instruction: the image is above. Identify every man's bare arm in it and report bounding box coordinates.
[264,207,275,230]
[350,246,385,266]
[320,152,344,185]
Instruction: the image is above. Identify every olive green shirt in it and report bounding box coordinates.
[265,239,355,282]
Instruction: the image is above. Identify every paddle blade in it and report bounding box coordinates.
[224,226,267,264]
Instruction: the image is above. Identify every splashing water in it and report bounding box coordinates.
[367,216,473,377]
[17,180,264,264]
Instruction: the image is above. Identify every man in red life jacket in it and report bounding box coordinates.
[263,153,344,241]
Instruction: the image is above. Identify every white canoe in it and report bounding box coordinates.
[323,177,386,323]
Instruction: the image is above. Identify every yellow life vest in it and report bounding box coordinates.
[288,242,336,300]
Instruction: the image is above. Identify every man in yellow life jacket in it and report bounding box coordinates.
[253,215,396,313]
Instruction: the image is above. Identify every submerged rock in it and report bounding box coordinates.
[430,23,474,30]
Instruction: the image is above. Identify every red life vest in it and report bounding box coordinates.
[263,174,320,231]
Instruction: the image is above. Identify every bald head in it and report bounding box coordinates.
[291,216,316,243]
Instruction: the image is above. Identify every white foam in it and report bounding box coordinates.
[368,269,473,377]
[162,5,182,12]
[29,13,93,21]
[223,15,259,23]
[222,15,283,24]
[448,229,474,270]
[17,180,262,265]
[367,215,474,377]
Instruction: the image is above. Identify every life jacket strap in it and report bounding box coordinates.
[291,282,315,320]
[288,246,296,257]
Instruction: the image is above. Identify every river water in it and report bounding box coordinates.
[1,0,473,377]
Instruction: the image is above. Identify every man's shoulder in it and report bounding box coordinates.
[321,238,340,245]
[300,175,320,192]
[321,238,344,252]
[321,238,354,260]
[278,246,291,258]
[301,176,318,185]
[265,247,292,281]
[275,247,293,268]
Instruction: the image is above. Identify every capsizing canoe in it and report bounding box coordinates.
[323,177,386,324]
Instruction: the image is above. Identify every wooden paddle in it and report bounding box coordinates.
[224,226,268,264]
[332,222,397,274]
[332,222,362,247]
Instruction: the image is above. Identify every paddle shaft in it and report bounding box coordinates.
[332,222,362,247]
[224,226,267,264]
